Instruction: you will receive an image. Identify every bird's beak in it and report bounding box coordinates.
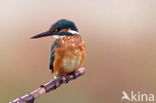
[31,31,54,39]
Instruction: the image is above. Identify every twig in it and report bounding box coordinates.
[10,68,85,103]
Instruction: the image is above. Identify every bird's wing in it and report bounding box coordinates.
[49,41,57,73]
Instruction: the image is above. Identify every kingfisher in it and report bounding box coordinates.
[31,19,86,79]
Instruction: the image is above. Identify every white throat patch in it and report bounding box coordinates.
[52,35,65,39]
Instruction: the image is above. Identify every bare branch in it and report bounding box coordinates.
[10,68,85,103]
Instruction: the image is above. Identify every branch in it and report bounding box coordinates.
[10,68,85,103]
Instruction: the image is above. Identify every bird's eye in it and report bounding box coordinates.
[55,29,58,32]
[55,28,61,32]
[51,29,58,32]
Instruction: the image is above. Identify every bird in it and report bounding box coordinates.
[31,19,86,80]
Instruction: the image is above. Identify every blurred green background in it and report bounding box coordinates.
[0,0,156,103]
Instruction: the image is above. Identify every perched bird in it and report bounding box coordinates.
[31,19,86,79]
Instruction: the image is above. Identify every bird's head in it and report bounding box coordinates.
[31,19,79,39]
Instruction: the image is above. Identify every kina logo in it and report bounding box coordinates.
[121,91,155,102]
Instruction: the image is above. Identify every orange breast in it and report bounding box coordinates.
[53,35,85,76]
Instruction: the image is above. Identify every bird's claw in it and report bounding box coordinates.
[60,74,69,83]
[71,71,76,79]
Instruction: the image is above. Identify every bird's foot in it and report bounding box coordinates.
[69,71,76,79]
[60,73,69,83]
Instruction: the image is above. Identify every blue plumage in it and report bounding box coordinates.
[50,19,78,32]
